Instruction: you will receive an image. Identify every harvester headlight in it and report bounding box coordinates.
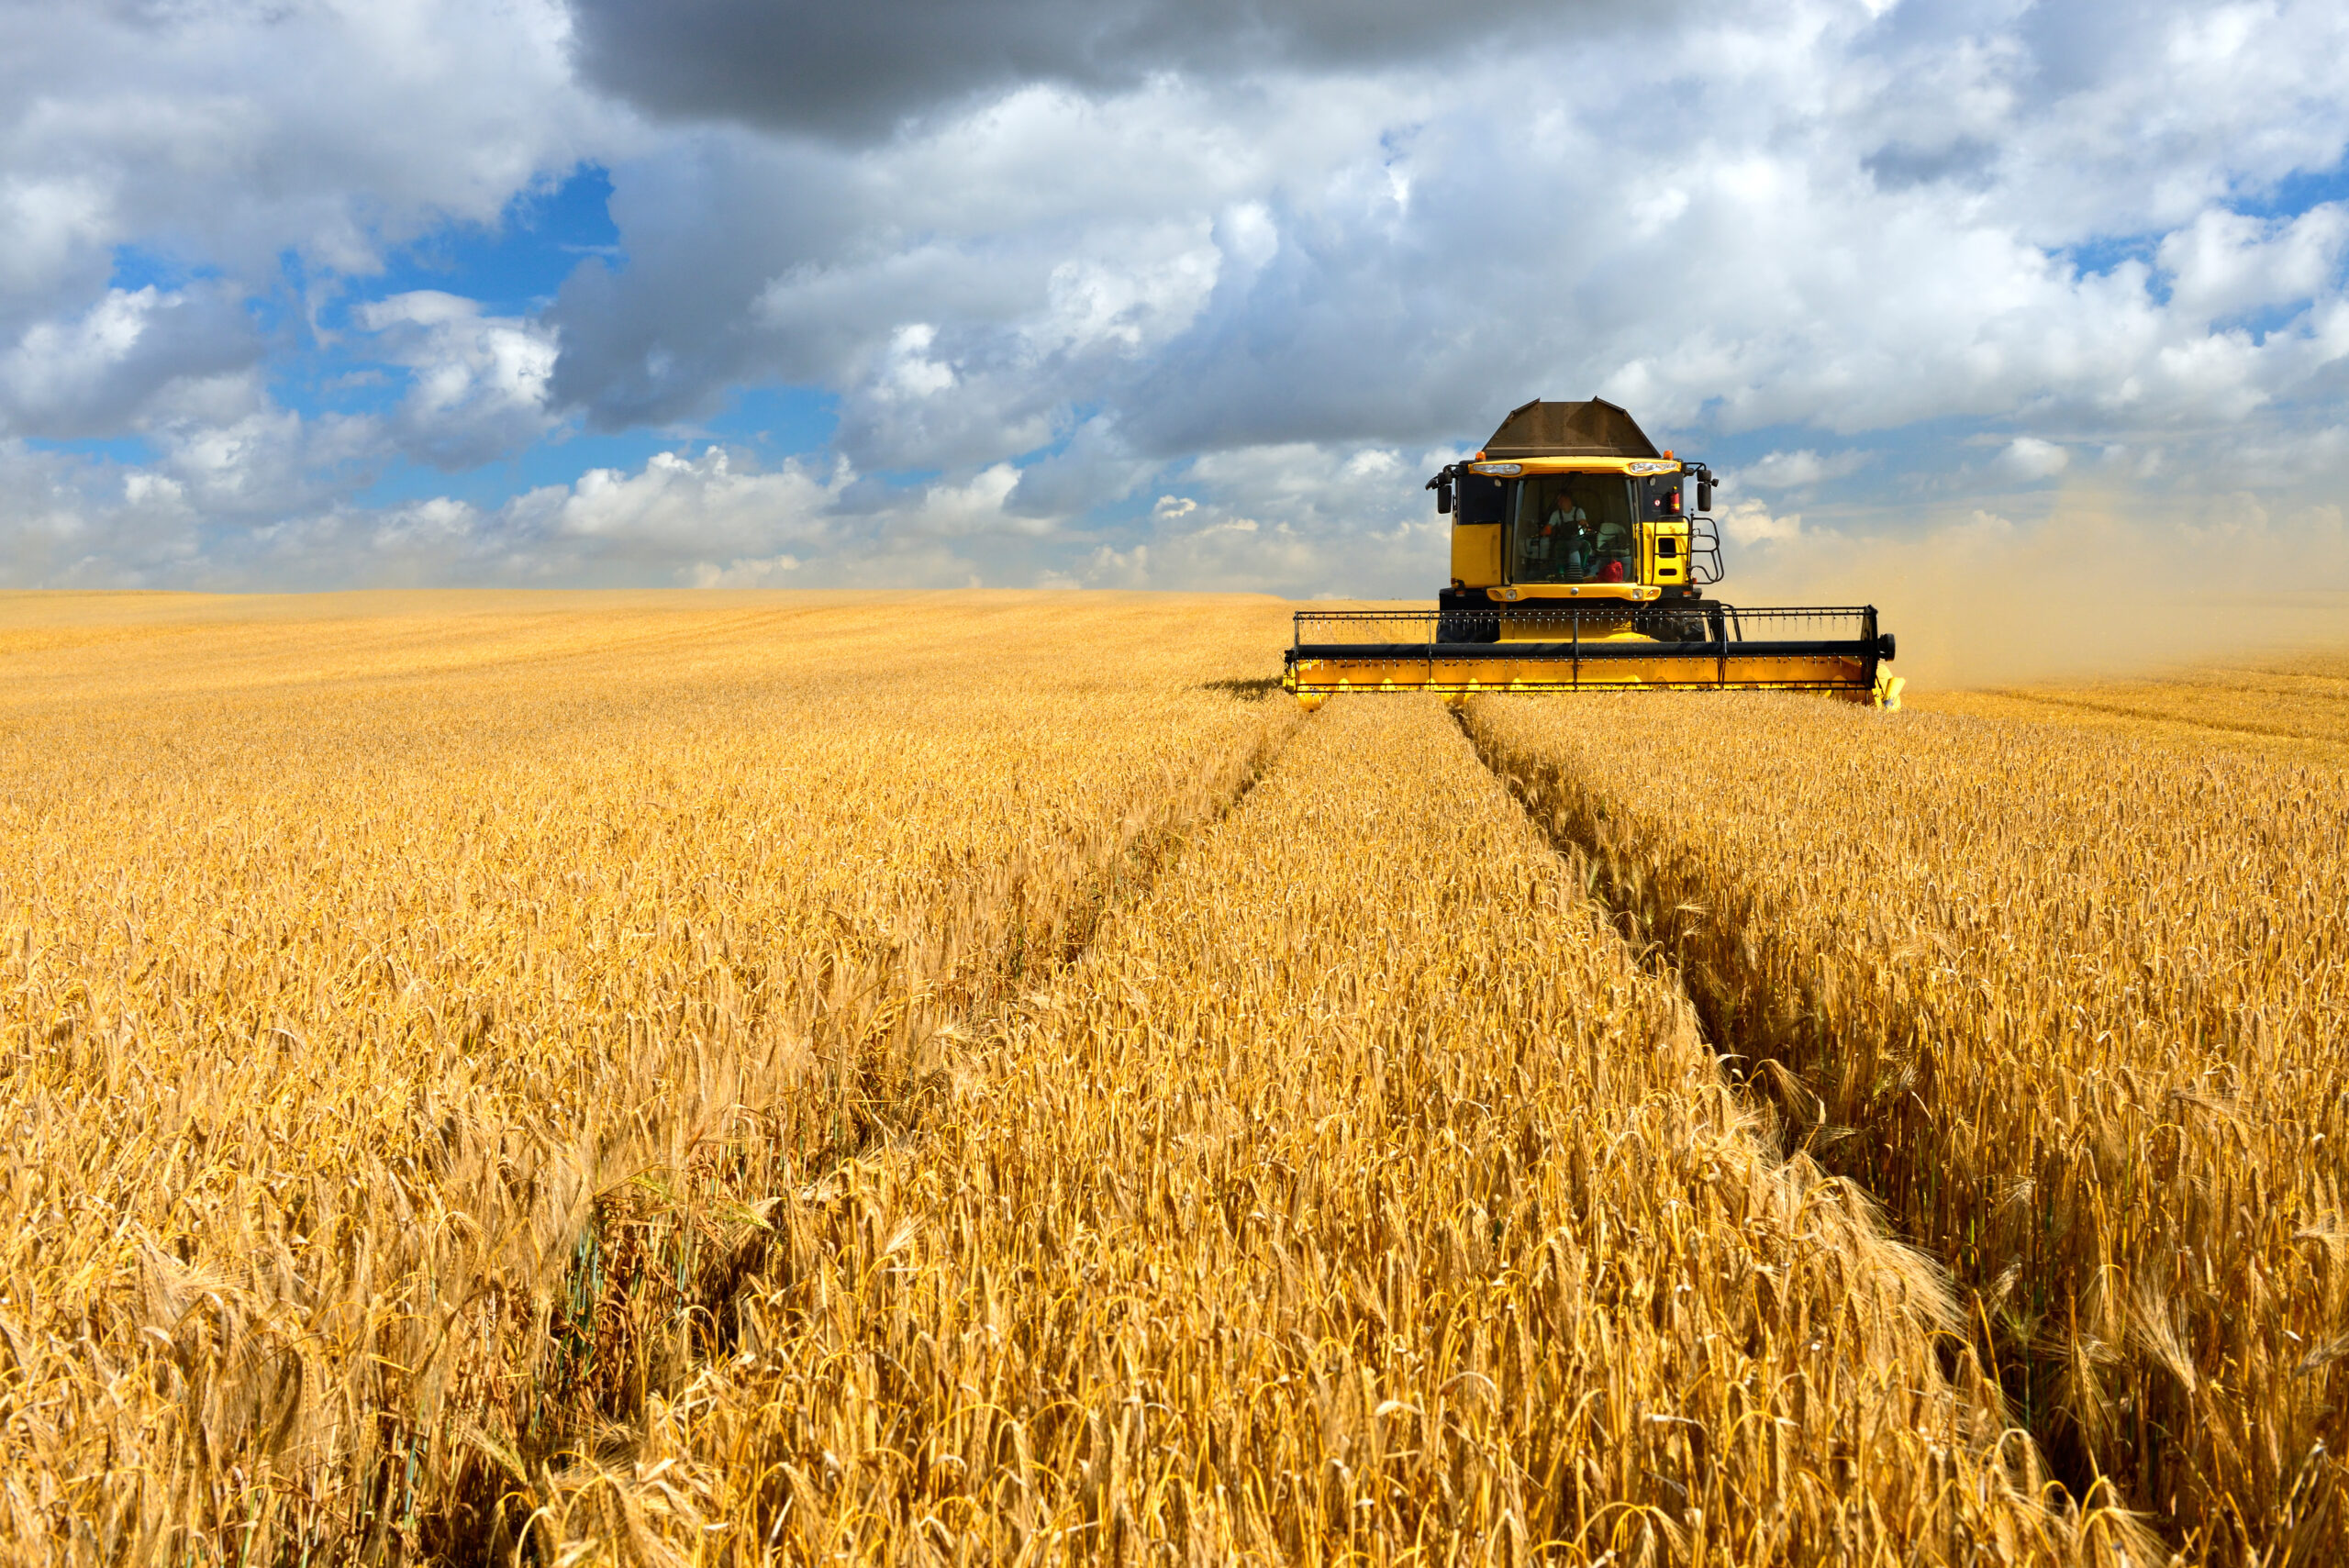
[1469,462,1523,475]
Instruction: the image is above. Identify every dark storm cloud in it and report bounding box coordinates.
[564,0,1592,141]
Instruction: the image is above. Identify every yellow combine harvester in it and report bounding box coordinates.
[1283,398,1902,709]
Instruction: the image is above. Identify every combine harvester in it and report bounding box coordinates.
[1282,399,1901,710]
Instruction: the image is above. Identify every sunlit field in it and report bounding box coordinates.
[1909,649,2349,770]
[3,592,2340,1565]
[1466,677,2349,1563]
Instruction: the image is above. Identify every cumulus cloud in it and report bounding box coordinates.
[133,371,383,521]
[541,0,2349,490]
[538,446,838,554]
[0,0,618,579]
[2157,205,2349,322]
[543,83,1308,456]
[1004,416,1155,518]
[504,447,1059,585]
[1998,436,2071,482]
[0,282,257,438]
[358,291,558,469]
[6,0,2349,592]
[1742,449,1868,490]
[1716,498,1806,548]
[0,0,603,322]
[0,439,182,586]
[1037,439,1451,595]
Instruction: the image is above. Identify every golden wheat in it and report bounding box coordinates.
[0,592,1293,1562]
[1466,689,2349,1564]
[1912,651,2349,770]
[5,589,2299,1566]
[519,695,2155,1565]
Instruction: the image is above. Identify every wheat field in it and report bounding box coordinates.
[0,591,2339,1565]
[1,592,1294,1562]
[1466,681,2348,1564]
[1909,651,2349,771]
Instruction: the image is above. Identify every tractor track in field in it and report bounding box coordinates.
[475,698,1317,1553]
[599,697,1308,1284]
[948,692,1308,1052]
[1447,698,2123,1526]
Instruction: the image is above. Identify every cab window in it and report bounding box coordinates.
[1513,475,1637,584]
[1456,473,1507,526]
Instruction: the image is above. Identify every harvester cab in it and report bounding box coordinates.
[1282,397,1901,711]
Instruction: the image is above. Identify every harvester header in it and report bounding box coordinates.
[1281,398,1901,710]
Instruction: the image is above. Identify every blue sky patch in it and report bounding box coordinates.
[365,164,621,319]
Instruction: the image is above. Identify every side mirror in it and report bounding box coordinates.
[1696,474,1713,512]
[1427,467,1455,515]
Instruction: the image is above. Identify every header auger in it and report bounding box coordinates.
[1281,398,1902,711]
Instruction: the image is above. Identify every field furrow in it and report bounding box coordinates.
[1465,691,2349,1563]
[593,696,2145,1565]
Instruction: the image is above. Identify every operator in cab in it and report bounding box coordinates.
[1543,488,1591,579]
[1520,479,1626,584]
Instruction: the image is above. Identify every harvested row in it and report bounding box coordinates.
[1465,692,2349,1563]
[1911,651,2349,771]
[591,697,2144,1565]
[0,593,1294,1564]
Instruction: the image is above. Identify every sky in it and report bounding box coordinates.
[4,0,2348,604]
